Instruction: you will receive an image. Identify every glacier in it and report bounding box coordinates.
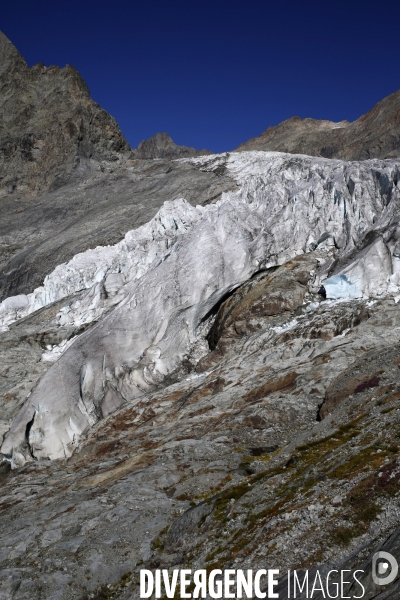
[2,151,400,467]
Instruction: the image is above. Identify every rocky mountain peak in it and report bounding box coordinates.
[0,31,130,196]
[136,131,212,159]
[0,30,27,74]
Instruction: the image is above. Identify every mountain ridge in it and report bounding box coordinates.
[2,27,399,200]
[236,89,400,160]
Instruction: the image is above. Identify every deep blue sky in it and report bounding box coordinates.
[1,0,399,153]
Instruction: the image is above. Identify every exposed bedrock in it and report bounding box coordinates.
[207,254,319,349]
[2,152,400,466]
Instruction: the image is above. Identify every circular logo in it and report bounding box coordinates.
[372,551,399,586]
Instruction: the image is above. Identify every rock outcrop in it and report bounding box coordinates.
[236,89,400,160]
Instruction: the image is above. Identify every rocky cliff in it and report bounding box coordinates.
[236,89,400,160]
[2,35,400,600]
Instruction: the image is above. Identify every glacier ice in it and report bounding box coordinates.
[323,275,360,300]
[0,198,203,331]
[324,237,394,299]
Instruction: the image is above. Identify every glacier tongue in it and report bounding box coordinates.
[2,151,400,467]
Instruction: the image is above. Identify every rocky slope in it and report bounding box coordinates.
[2,34,400,600]
[0,32,223,302]
[236,89,400,161]
[2,251,400,600]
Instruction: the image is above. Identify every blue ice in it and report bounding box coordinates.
[323,274,361,299]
